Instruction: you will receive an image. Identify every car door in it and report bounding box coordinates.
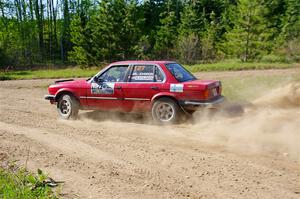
[86,65,129,110]
[121,64,165,112]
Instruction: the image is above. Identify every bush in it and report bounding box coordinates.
[260,54,288,63]
[0,48,11,71]
[177,33,200,64]
[271,37,300,63]
[68,46,89,68]
[285,37,300,62]
[0,75,13,80]
[0,167,57,199]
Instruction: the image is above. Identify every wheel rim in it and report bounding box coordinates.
[155,102,174,122]
[59,99,71,115]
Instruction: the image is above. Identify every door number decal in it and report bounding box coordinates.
[91,82,115,94]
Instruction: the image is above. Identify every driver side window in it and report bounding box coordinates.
[99,65,128,83]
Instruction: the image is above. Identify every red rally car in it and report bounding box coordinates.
[45,61,224,124]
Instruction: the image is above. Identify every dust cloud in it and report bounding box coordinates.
[189,82,300,161]
[75,82,300,161]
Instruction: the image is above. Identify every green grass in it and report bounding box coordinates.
[185,60,297,72]
[0,61,298,80]
[0,167,57,199]
[0,67,100,80]
[220,74,300,101]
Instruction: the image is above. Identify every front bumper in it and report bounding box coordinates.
[179,96,225,110]
[44,95,55,100]
[44,95,56,104]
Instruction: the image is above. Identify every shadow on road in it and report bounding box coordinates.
[79,110,149,124]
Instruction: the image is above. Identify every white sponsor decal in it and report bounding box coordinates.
[132,72,154,76]
[170,84,183,92]
[131,75,154,81]
[91,82,115,94]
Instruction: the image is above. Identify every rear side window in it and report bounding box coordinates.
[129,65,165,82]
[165,63,196,82]
[130,65,154,82]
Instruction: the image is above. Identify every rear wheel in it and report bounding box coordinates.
[57,94,79,119]
[151,98,182,124]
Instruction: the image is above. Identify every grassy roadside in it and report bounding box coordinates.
[0,166,58,199]
[221,74,300,101]
[185,61,297,72]
[0,68,98,80]
[0,61,298,80]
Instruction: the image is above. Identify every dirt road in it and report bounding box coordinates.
[0,69,300,198]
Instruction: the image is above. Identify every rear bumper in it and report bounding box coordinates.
[179,96,225,110]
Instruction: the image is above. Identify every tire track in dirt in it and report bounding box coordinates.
[0,121,212,198]
[1,69,300,198]
[0,122,124,164]
[1,107,300,198]
[52,119,300,199]
[0,129,98,198]
[0,122,185,198]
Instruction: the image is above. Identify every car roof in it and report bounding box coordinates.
[110,60,176,65]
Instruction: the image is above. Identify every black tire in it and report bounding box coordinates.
[57,94,79,119]
[151,98,183,124]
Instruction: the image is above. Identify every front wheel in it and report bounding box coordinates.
[57,94,79,119]
[151,98,182,124]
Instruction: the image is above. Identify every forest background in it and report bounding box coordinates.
[0,0,299,70]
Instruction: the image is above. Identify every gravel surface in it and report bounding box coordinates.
[0,69,299,199]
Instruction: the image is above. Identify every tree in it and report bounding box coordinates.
[154,11,178,59]
[277,0,300,61]
[61,0,71,62]
[69,0,95,66]
[280,0,300,41]
[223,0,271,61]
[0,0,300,67]
[153,0,180,59]
[177,2,201,63]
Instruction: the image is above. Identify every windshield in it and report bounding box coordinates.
[165,63,197,82]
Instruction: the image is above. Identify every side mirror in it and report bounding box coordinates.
[93,76,99,82]
[93,76,104,83]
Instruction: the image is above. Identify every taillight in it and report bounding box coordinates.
[203,90,210,99]
[204,88,219,99]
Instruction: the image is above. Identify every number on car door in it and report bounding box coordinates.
[87,65,129,110]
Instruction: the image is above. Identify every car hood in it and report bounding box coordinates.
[56,79,86,84]
[51,79,88,88]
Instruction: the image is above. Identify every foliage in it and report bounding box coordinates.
[177,33,200,64]
[0,167,56,199]
[222,0,272,61]
[0,0,299,68]
[154,10,178,59]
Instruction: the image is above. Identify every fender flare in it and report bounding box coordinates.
[151,92,190,114]
[54,88,80,102]
[151,92,178,105]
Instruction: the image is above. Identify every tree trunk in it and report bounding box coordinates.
[35,0,44,60]
[61,0,70,63]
